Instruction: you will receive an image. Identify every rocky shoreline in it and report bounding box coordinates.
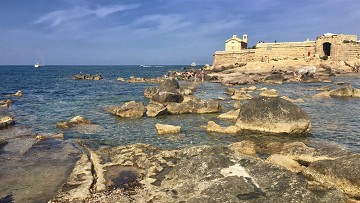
[1,60,360,202]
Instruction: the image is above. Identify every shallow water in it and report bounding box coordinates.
[0,66,359,152]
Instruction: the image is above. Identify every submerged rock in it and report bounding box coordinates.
[0,99,12,108]
[206,121,240,134]
[108,101,145,118]
[259,89,279,97]
[329,84,354,97]
[236,97,311,135]
[73,73,102,80]
[56,116,91,128]
[217,109,240,120]
[155,123,181,135]
[0,116,15,129]
[12,90,23,97]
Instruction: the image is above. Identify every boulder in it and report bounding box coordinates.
[166,102,192,114]
[0,116,15,129]
[117,77,125,81]
[218,109,240,120]
[353,89,360,98]
[13,90,23,97]
[247,86,257,91]
[236,97,311,135]
[264,74,285,82]
[155,123,181,135]
[191,99,221,114]
[228,140,256,156]
[206,121,240,134]
[56,116,91,128]
[0,99,12,108]
[225,87,236,96]
[108,101,145,118]
[329,84,354,97]
[303,154,360,198]
[313,91,331,99]
[231,93,252,100]
[146,103,167,117]
[259,89,279,97]
[266,154,304,173]
[151,79,183,104]
[144,87,158,99]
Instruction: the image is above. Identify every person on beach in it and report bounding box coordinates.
[200,68,205,82]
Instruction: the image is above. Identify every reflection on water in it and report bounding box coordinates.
[0,66,359,152]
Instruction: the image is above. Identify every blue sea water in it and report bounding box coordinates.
[1,65,360,152]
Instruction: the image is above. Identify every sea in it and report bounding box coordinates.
[1,65,360,152]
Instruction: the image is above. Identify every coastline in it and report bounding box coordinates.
[0,63,360,202]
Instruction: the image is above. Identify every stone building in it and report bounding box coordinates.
[225,34,248,51]
[213,33,360,67]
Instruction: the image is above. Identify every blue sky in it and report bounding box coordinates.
[0,0,359,65]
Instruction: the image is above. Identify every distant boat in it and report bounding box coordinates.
[34,63,43,68]
[34,47,44,68]
[140,65,152,67]
[191,62,197,67]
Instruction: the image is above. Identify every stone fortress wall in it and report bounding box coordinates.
[213,33,360,67]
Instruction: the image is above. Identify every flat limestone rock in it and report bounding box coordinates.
[155,123,181,135]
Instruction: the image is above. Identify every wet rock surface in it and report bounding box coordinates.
[0,126,81,203]
[56,115,92,128]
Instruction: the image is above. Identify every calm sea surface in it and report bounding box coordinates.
[1,65,359,152]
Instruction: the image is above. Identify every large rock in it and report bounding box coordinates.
[0,116,15,129]
[151,79,184,104]
[155,123,181,135]
[191,99,221,113]
[56,116,91,128]
[166,102,192,114]
[329,84,354,97]
[109,101,145,118]
[146,103,167,117]
[52,144,327,202]
[303,154,360,198]
[236,97,311,135]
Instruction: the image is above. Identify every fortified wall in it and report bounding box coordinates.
[213,33,360,67]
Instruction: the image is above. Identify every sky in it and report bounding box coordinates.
[0,0,359,65]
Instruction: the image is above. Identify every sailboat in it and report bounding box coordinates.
[34,48,44,68]
[191,62,197,67]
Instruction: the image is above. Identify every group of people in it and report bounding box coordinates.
[166,68,206,82]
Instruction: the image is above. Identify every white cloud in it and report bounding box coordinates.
[131,14,192,33]
[34,4,139,27]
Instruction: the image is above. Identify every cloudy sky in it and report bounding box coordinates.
[0,0,359,65]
